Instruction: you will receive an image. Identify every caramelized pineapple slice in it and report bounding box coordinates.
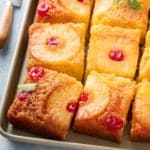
[30,23,80,62]
[77,71,110,119]
[28,23,86,80]
[7,68,83,140]
[35,0,93,26]
[86,24,140,79]
[60,0,93,14]
[92,0,149,41]
[60,0,93,25]
[74,71,136,143]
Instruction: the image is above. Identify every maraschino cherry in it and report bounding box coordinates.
[37,3,50,17]
[46,36,60,46]
[67,102,78,113]
[109,50,124,61]
[17,91,31,101]
[104,114,124,130]
[29,67,45,82]
[79,92,89,104]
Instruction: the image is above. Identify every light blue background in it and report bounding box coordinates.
[0,0,66,149]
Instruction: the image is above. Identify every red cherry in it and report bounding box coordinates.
[67,102,78,113]
[77,0,89,3]
[109,50,124,61]
[29,67,45,82]
[104,115,124,130]
[78,0,84,2]
[37,3,50,17]
[46,36,60,46]
[79,92,89,103]
[17,91,31,101]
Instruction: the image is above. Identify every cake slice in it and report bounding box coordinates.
[74,71,136,143]
[86,24,140,79]
[131,80,150,141]
[7,67,83,140]
[92,0,149,41]
[27,23,86,81]
[34,0,94,27]
[145,31,150,48]
[138,47,150,81]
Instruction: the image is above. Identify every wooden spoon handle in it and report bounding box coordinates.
[0,1,13,48]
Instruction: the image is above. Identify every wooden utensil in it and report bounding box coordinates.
[0,0,22,48]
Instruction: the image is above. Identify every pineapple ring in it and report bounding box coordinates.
[30,24,81,64]
[59,0,91,15]
[77,73,110,119]
[93,0,113,16]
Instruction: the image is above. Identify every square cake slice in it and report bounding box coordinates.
[131,80,150,141]
[7,68,83,140]
[145,31,150,48]
[34,0,94,26]
[74,71,136,143]
[86,24,140,79]
[27,23,86,81]
[92,0,149,41]
[138,47,150,81]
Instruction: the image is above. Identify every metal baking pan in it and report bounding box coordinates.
[0,0,150,149]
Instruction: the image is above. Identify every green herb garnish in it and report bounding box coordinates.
[117,0,122,3]
[18,83,37,92]
[117,0,142,10]
[128,0,142,10]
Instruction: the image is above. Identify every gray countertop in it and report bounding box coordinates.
[0,0,65,149]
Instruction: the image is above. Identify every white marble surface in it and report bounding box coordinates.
[0,0,66,149]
